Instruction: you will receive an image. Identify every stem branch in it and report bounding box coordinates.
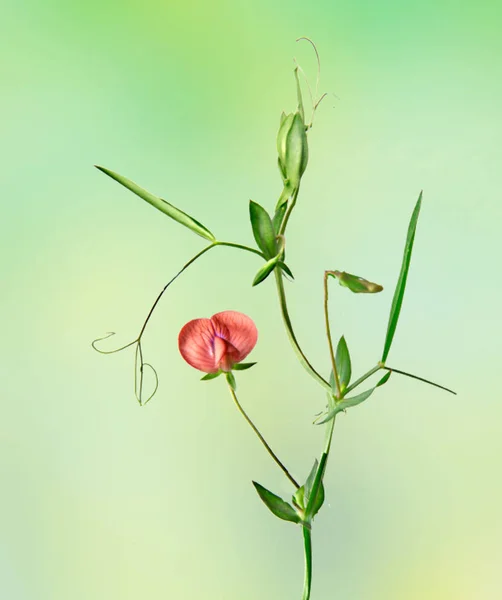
[344,364,382,395]
[274,269,331,392]
[226,380,300,489]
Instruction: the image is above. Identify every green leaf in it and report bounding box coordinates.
[95,166,216,241]
[382,193,422,362]
[278,261,294,279]
[315,387,376,425]
[339,387,375,410]
[226,371,236,391]
[377,371,391,387]
[200,372,221,381]
[293,486,305,510]
[304,460,325,518]
[252,256,280,286]
[233,362,256,371]
[249,201,277,259]
[335,336,351,392]
[252,482,301,524]
[328,270,383,294]
[294,66,305,123]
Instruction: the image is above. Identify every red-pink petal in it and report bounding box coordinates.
[178,318,219,373]
[210,311,258,363]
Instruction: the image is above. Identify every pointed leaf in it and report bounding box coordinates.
[335,336,351,392]
[252,256,280,286]
[226,371,236,391]
[304,460,325,518]
[339,387,375,410]
[315,387,376,425]
[377,371,391,387]
[328,271,383,294]
[252,482,300,524]
[278,261,294,279]
[96,166,216,241]
[200,372,221,381]
[249,201,277,259]
[294,67,305,123]
[293,486,305,510]
[382,193,422,362]
[233,362,257,371]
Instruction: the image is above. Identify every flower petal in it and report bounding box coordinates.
[210,311,258,363]
[178,318,218,373]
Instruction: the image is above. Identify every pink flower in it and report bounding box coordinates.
[178,310,258,373]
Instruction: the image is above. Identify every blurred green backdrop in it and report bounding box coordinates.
[2,0,501,598]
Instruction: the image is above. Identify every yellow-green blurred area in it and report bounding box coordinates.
[1,0,501,598]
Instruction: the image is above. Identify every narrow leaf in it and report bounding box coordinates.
[328,270,383,294]
[233,362,257,371]
[376,371,391,387]
[278,261,294,279]
[315,387,376,425]
[382,193,422,362]
[249,201,277,259]
[96,166,216,241]
[293,486,305,510]
[304,460,318,500]
[294,66,305,123]
[339,387,375,409]
[252,256,280,286]
[252,482,300,524]
[304,460,325,518]
[335,336,351,392]
[201,372,221,381]
[226,371,236,391]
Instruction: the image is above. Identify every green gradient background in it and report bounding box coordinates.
[2,1,501,598]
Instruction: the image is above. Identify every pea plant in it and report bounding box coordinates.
[93,40,454,599]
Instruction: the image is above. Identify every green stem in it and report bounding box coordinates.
[344,364,382,395]
[226,380,300,489]
[274,269,331,392]
[279,186,300,236]
[302,526,313,600]
[324,271,342,398]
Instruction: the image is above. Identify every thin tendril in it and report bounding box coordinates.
[93,240,264,404]
[296,37,321,101]
[91,332,137,354]
[141,363,159,405]
[384,365,457,395]
[295,37,326,127]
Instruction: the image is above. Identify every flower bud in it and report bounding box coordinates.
[276,111,308,186]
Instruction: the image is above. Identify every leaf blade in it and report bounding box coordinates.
[249,201,277,259]
[96,166,216,241]
[252,482,300,524]
[382,193,422,362]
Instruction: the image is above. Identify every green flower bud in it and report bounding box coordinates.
[276,111,308,186]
